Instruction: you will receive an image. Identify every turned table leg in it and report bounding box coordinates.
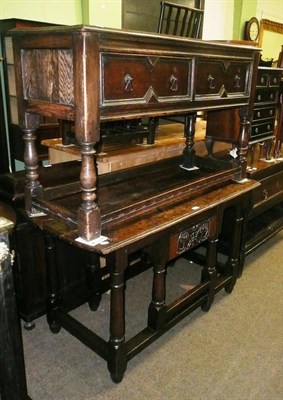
[107,250,128,383]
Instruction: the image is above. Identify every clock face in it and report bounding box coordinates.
[245,17,260,41]
[250,21,259,41]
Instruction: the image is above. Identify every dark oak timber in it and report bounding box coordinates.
[9,25,260,241]
[9,25,263,383]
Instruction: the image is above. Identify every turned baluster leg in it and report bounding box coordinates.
[107,250,127,383]
[22,127,44,214]
[182,113,197,169]
[236,110,251,181]
[77,144,101,241]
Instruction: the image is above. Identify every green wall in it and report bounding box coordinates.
[233,0,257,39]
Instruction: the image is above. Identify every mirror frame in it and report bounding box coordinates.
[259,18,283,47]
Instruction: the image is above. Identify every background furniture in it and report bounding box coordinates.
[0,204,31,400]
[158,1,204,38]
[122,0,204,33]
[205,66,282,159]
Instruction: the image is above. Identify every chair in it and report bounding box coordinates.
[154,1,205,140]
[158,1,204,38]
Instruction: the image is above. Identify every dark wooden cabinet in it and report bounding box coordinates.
[205,66,282,159]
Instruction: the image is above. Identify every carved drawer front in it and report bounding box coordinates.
[101,53,192,106]
[257,69,281,87]
[250,119,275,139]
[195,60,249,100]
[252,171,283,206]
[253,106,276,121]
[169,219,210,259]
[255,88,279,104]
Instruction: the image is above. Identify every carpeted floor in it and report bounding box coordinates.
[22,230,283,400]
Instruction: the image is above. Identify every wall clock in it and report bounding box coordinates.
[244,17,260,42]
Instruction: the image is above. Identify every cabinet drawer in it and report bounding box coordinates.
[257,69,282,87]
[255,88,278,104]
[195,60,249,99]
[253,106,276,121]
[101,54,192,106]
[250,119,275,139]
[252,171,283,207]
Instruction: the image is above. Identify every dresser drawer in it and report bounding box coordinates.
[255,88,278,104]
[256,69,282,87]
[250,119,275,139]
[195,60,249,99]
[252,171,283,207]
[101,53,192,106]
[253,106,276,121]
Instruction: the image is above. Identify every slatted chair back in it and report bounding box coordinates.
[158,1,204,39]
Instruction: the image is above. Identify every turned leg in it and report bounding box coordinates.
[107,251,127,383]
[224,204,243,293]
[86,253,102,311]
[22,127,44,214]
[264,138,273,160]
[77,144,101,241]
[182,113,197,169]
[147,239,169,330]
[205,136,214,157]
[147,117,158,144]
[236,108,251,181]
[44,233,62,334]
[201,237,217,312]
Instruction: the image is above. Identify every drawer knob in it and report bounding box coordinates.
[123,74,133,92]
[234,74,241,88]
[257,94,261,101]
[257,111,261,118]
[169,74,178,91]
[269,109,273,116]
[270,93,274,100]
[267,124,271,130]
[263,189,268,200]
[207,74,215,89]
[260,77,264,83]
[255,127,259,133]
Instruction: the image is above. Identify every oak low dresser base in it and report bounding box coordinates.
[24,168,259,383]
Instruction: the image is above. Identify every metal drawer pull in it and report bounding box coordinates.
[270,93,274,100]
[267,124,271,130]
[257,111,261,118]
[260,77,264,83]
[269,109,273,115]
[263,189,268,200]
[234,74,241,88]
[207,74,215,89]
[255,128,259,133]
[257,94,261,101]
[124,74,133,92]
[169,74,178,91]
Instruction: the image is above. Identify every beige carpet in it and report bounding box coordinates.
[22,230,283,400]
